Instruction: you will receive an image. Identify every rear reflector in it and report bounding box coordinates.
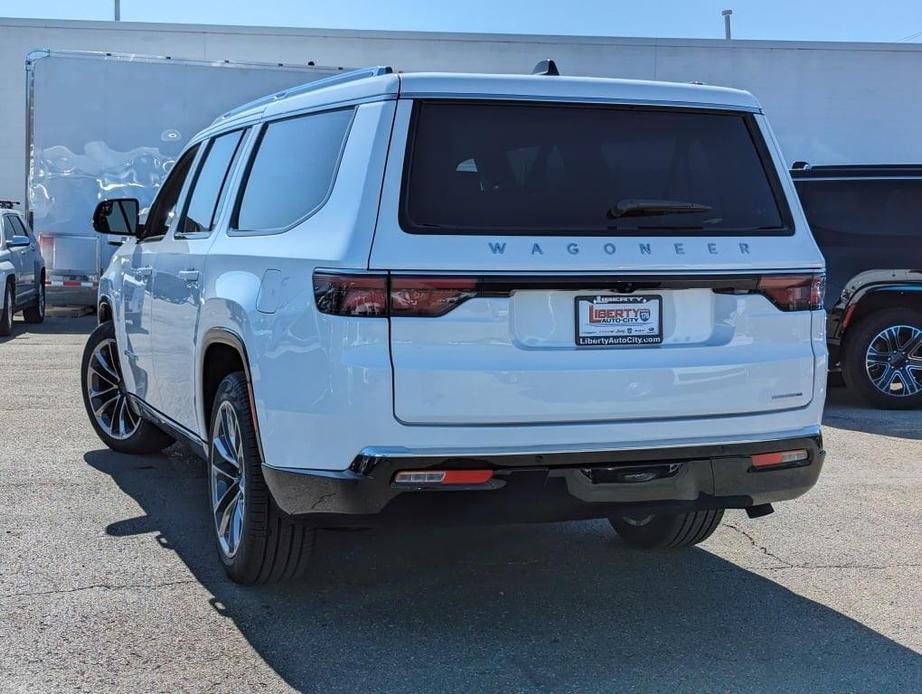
[393,469,494,486]
[751,449,809,469]
[757,274,825,311]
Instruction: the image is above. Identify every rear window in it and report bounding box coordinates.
[795,178,922,238]
[401,101,791,236]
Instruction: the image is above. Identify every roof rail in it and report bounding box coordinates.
[214,65,394,123]
[0,200,21,209]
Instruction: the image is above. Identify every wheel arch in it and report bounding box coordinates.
[200,327,266,463]
[840,284,922,346]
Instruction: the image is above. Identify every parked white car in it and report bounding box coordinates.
[0,202,45,335]
[82,66,828,584]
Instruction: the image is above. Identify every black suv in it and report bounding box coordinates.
[792,164,922,408]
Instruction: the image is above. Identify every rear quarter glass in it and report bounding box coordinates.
[399,100,794,236]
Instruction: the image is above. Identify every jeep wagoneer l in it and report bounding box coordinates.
[82,66,827,584]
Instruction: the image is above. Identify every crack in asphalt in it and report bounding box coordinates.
[722,523,922,572]
[763,563,922,571]
[1,579,198,599]
[723,523,793,567]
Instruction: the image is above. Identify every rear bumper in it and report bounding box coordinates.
[46,283,96,307]
[263,434,824,526]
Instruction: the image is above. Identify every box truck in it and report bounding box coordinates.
[26,49,340,306]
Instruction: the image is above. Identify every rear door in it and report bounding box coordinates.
[151,128,247,434]
[371,99,824,426]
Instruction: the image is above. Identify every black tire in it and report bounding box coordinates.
[0,282,12,337]
[842,308,922,409]
[209,372,315,585]
[22,277,45,323]
[81,321,174,454]
[609,509,724,549]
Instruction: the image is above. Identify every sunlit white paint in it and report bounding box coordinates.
[99,70,827,472]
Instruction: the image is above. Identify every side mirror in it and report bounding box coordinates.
[93,198,140,236]
[7,235,30,248]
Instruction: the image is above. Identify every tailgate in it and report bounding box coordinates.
[370,98,824,426]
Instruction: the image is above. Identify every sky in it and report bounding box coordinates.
[1,0,921,43]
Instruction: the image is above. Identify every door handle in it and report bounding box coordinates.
[178,269,200,282]
[134,266,152,279]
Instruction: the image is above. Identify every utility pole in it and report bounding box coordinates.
[722,9,733,40]
[114,0,121,21]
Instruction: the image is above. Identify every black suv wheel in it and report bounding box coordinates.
[22,277,45,324]
[842,308,922,409]
[610,509,724,549]
[0,282,12,337]
[208,372,315,584]
[81,321,174,453]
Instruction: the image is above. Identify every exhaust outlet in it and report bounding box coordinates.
[746,503,774,519]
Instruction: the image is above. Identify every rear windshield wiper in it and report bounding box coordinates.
[608,199,713,220]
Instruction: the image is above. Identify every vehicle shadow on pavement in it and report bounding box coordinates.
[0,315,94,343]
[85,447,922,693]
[823,386,922,440]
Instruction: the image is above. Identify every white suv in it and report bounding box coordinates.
[82,66,828,584]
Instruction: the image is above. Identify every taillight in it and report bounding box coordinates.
[313,272,388,317]
[757,273,825,311]
[313,273,481,318]
[390,277,478,317]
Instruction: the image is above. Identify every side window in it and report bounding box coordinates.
[797,179,922,237]
[179,130,245,234]
[10,216,31,240]
[2,216,15,244]
[234,108,354,232]
[142,145,200,241]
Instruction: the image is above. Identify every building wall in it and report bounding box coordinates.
[2,16,922,203]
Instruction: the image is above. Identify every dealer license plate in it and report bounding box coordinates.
[574,295,663,347]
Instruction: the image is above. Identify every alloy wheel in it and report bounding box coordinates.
[210,401,246,558]
[85,337,140,439]
[864,324,922,397]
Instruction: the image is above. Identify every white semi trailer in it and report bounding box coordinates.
[26,50,340,305]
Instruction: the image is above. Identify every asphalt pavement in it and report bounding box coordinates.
[1,315,920,693]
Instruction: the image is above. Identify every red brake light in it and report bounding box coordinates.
[313,272,388,317]
[757,273,825,311]
[390,277,479,317]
